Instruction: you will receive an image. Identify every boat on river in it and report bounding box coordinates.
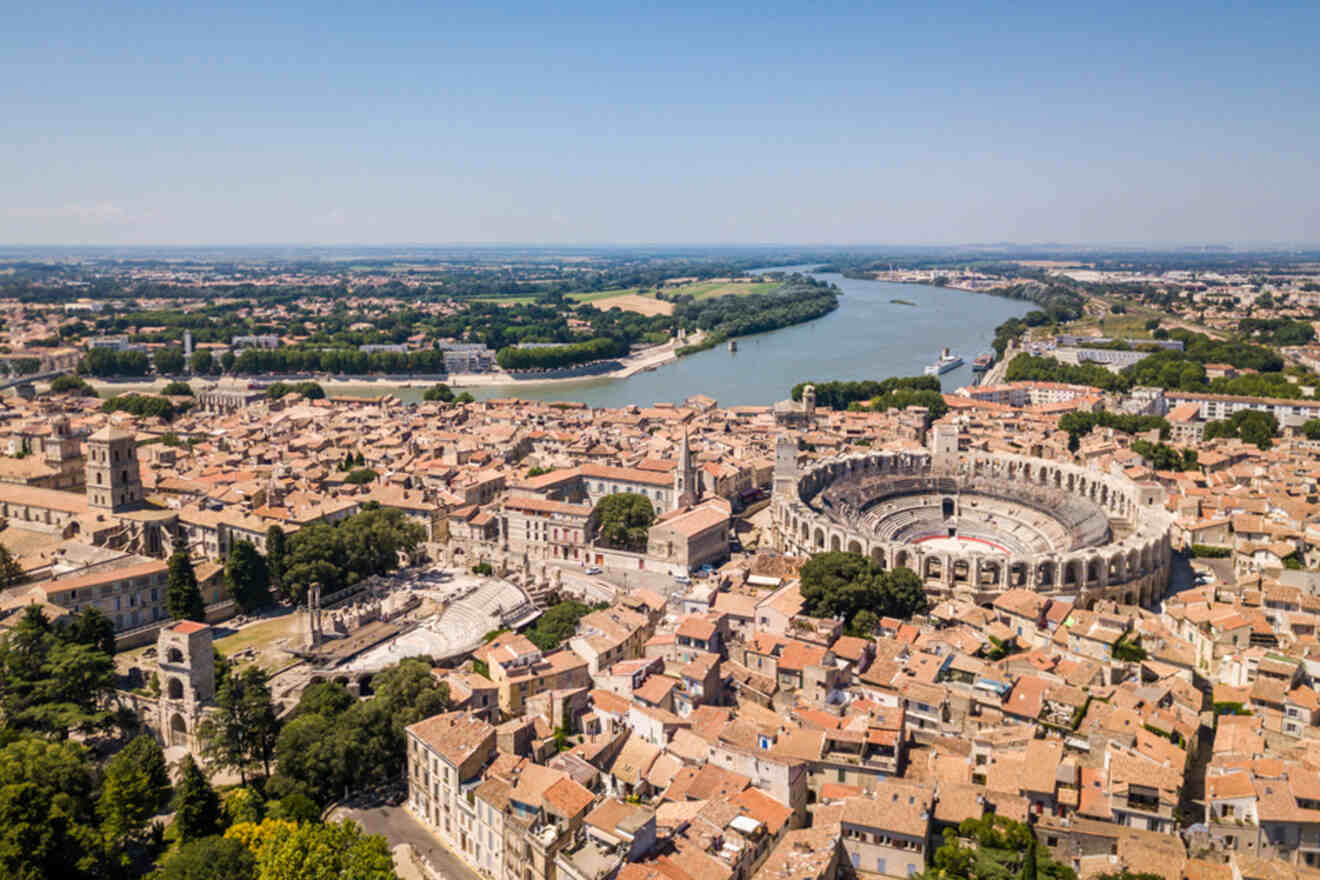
[924,347,963,375]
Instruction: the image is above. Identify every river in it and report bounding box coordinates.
[253,269,1030,408]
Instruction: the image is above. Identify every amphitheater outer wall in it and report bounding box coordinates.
[771,449,1174,608]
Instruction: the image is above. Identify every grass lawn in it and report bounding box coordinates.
[1096,314,1159,338]
[213,611,303,670]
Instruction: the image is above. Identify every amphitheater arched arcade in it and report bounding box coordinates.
[772,449,1174,608]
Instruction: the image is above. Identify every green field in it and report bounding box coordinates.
[475,279,781,309]
[471,295,539,306]
[566,287,642,303]
[679,280,781,300]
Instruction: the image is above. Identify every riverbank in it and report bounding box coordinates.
[70,334,694,400]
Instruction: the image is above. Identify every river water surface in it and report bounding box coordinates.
[454,269,1032,408]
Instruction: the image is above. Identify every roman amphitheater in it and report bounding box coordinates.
[772,444,1175,607]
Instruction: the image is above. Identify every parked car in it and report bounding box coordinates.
[674,574,691,585]
[585,566,602,575]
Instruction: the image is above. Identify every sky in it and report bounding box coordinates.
[2,0,1318,247]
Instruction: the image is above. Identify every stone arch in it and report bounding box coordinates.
[167,646,184,663]
[952,558,970,584]
[924,556,943,581]
[1108,554,1125,583]
[813,527,825,550]
[167,677,185,700]
[895,549,911,570]
[847,539,863,555]
[1062,559,1079,587]
[1086,557,1100,584]
[870,547,887,569]
[169,712,188,748]
[830,534,842,552]
[1037,561,1056,588]
[1009,561,1028,588]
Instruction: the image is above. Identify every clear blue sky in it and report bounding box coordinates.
[3,0,1318,246]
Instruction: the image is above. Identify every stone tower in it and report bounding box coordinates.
[802,384,817,421]
[930,423,959,461]
[156,621,215,749]
[773,433,799,498]
[674,425,696,509]
[85,425,143,511]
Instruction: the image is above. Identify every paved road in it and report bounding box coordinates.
[333,803,480,880]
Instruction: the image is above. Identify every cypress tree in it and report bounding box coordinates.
[166,536,205,621]
[173,754,222,843]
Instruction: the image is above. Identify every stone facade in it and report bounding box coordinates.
[772,447,1174,608]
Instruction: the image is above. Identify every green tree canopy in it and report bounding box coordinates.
[590,492,655,553]
[174,755,223,844]
[280,508,425,603]
[917,815,1076,880]
[168,537,206,621]
[160,835,257,880]
[0,737,103,879]
[524,600,596,651]
[225,540,270,614]
[0,544,23,588]
[0,605,116,737]
[198,666,281,785]
[225,818,397,880]
[98,733,172,863]
[798,552,927,631]
[265,525,287,596]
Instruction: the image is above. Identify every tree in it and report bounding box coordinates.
[280,508,424,603]
[0,606,116,737]
[173,755,223,843]
[67,607,116,656]
[266,525,287,597]
[49,374,97,396]
[160,835,256,880]
[220,350,236,372]
[162,380,194,396]
[423,383,455,402]
[225,818,397,880]
[272,715,349,806]
[155,347,187,374]
[524,600,593,651]
[291,681,356,719]
[798,552,927,630]
[590,493,655,552]
[1303,418,1320,441]
[0,737,103,880]
[99,734,171,859]
[0,544,23,588]
[198,667,281,784]
[189,349,215,375]
[225,540,270,614]
[344,467,377,485]
[167,536,205,621]
[917,815,1076,880]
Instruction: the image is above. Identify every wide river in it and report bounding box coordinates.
[376,268,1032,408]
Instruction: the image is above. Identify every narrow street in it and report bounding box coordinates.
[331,803,481,880]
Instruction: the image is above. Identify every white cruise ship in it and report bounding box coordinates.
[923,347,963,375]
